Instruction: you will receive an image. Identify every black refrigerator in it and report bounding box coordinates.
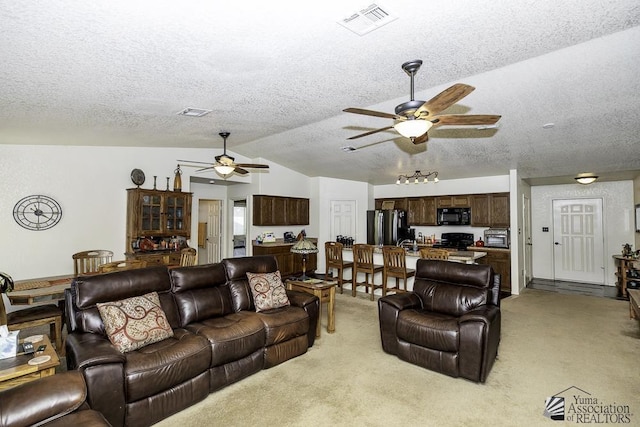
[366,209,411,246]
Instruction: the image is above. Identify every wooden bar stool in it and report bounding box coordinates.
[325,242,353,294]
[382,246,416,295]
[352,244,384,301]
[419,248,450,260]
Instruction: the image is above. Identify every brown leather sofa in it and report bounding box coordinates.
[65,256,319,427]
[378,259,501,383]
[0,371,110,427]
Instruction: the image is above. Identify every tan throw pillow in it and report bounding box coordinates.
[97,291,174,353]
[246,271,290,312]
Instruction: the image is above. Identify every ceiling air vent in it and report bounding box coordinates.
[177,108,212,117]
[338,3,398,36]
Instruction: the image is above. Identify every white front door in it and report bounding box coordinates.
[552,198,604,284]
[330,200,357,240]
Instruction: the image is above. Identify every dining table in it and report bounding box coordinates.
[8,275,75,306]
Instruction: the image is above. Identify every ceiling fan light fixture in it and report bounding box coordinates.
[575,175,598,185]
[393,119,432,139]
[214,165,235,176]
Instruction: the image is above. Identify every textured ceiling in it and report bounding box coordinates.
[1,1,640,185]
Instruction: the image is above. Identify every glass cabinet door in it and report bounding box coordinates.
[165,195,186,233]
[141,193,163,233]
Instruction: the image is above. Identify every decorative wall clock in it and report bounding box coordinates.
[130,168,145,187]
[13,195,63,231]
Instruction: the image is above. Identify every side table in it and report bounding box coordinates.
[0,335,60,391]
[286,279,337,337]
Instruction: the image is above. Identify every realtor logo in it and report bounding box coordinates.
[543,386,634,424]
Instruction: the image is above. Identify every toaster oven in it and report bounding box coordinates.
[484,228,510,248]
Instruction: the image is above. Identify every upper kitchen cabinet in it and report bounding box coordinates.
[489,193,510,227]
[471,193,510,227]
[437,195,470,208]
[374,197,407,211]
[471,194,490,227]
[253,195,309,226]
[407,197,437,226]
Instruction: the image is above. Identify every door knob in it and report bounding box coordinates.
[554,242,561,245]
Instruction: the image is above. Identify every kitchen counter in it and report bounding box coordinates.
[344,247,486,264]
[467,246,510,253]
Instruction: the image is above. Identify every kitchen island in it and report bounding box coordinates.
[342,247,486,295]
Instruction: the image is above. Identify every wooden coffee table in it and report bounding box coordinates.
[0,335,60,391]
[286,279,337,337]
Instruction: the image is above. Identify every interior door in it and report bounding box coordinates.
[330,200,356,241]
[207,200,222,263]
[552,198,604,284]
[523,195,533,287]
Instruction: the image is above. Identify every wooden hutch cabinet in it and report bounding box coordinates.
[125,188,192,266]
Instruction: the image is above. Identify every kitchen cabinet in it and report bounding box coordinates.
[252,241,317,279]
[490,193,510,227]
[407,197,436,226]
[252,195,309,226]
[374,197,407,211]
[471,194,490,227]
[472,248,511,294]
[125,188,192,265]
[437,195,470,208]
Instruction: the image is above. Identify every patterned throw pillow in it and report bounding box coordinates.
[97,291,174,353]
[246,271,290,312]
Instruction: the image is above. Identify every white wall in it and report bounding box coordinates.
[530,180,635,286]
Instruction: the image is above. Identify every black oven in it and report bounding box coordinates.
[437,208,471,226]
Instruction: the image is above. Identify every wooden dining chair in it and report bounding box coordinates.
[351,244,384,301]
[325,241,353,294]
[0,276,63,352]
[419,248,450,260]
[72,250,114,276]
[382,246,416,296]
[180,247,197,267]
[97,259,147,273]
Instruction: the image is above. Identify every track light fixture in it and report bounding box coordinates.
[396,170,439,185]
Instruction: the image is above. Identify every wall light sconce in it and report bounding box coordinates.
[396,170,439,185]
[574,175,598,185]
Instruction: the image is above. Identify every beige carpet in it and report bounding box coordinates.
[154,289,639,427]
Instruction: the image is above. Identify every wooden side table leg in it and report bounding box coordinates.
[314,289,322,338]
[327,286,335,333]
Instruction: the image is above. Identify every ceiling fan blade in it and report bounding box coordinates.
[235,163,269,169]
[414,83,476,118]
[433,114,501,126]
[347,125,395,140]
[177,159,215,166]
[343,108,400,120]
[234,167,249,175]
[195,166,216,173]
[411,132,429,145]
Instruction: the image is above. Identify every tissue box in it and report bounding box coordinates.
[0,329,19,360]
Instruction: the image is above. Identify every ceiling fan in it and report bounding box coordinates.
[178,132,269,176]
[343,60,501,145]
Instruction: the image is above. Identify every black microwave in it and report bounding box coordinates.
[437,208,471,226]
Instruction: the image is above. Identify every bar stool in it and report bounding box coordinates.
[352,244,384,300]
[419,248,450,260]
[325,242,353,294]
[382,246,416,295]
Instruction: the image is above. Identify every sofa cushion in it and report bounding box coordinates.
[124,329,211,402]
[255,306,309,346]
[397,309,459,352]
[97,292,174,353]
[246,271,290,312]
[186,312,266,367]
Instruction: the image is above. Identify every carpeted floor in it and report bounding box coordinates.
[155,289,640,427]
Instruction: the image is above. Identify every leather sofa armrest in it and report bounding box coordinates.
[458,305,501,383]
[0,371,88,427]
[66,332,126,370]
[459,305,500,325]
[378,292,423,356]
[286,290,320,348]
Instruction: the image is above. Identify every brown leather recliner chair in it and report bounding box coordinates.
[378,259,501,383]
[0,371,111,426]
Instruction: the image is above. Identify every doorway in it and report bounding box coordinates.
[523,195,533,287]
[233,199,247,257]
[552,198,604,284]
[197,199,223,264]
[330,200,357,241]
